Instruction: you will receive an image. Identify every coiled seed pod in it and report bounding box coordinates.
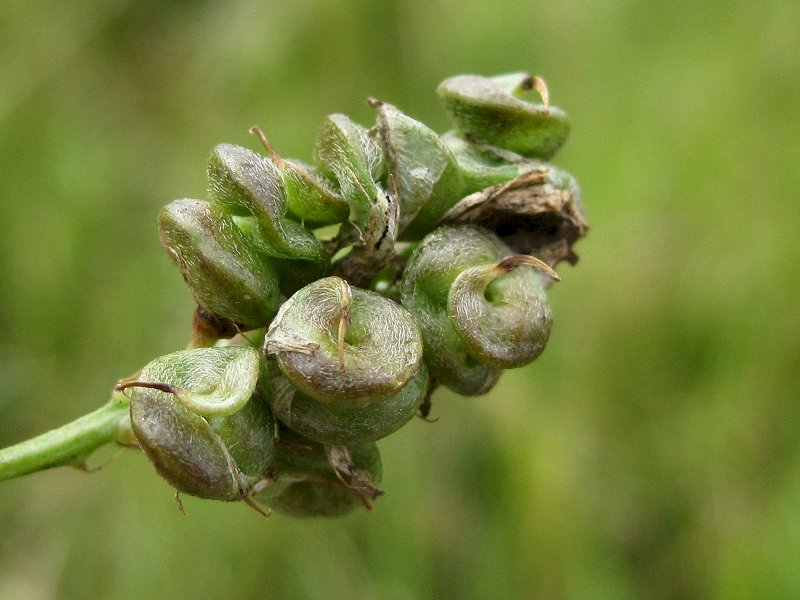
[370,99,465,240]
[448,255,556,368]
[264,360,428,446]
[280,158,350,227]
[158,198,281,328]
[439,130,523,191]
[315,114,396,285]
[265,276,423,405]
[207,143,328,264]
[400,224,557,394]
[257,428,383,518]
[249,127,350,227]
[314,114,385,221]
[122,346,274,501]
[438,73,569,160]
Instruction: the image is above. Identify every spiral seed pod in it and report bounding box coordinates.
[122,346,274,501]
[265,276,423,405]
[158,198,281,328]
[400,224,557,393]
[257,428,383,518]
[314,114,385,214]
[438,73,569,160]
[448,255,557,368]
[370,99,465,240]
[264,360,428,446]
[249,127,350,227]
[400,226,502,395]
[315,114,396,285]
[280,158,350,226]
[439,130,523,192]
[207,143,328,264]
[228,212,329,297]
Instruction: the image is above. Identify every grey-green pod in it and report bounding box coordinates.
[257,428,383,518]
[400,224,556,393]
[126,346,274,501]
[265,276,423,405]
[437,73,570,160]
[158,198,281,328]
[264,360,428,446]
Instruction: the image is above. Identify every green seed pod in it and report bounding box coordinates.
[281,158,350,226]
[438,165,588,273]
[122,346,274,501]
[314,114,396,286]
[440,130,525,191]
[437,73,569,160]
[314,114,385,201]
[158,198,280,328]
[448,255,556,368]
[207,143,328,264]
[265,276,423,405]
[400,226,502,395]
[228,213,328,298]
[400,224,558,393]
[370,99,465,240]
[257,428,383,518]
[264,359,428,446]
[249,126,349,227]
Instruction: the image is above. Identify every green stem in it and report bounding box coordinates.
[0,392,131,482]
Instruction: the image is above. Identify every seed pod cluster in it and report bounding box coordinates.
[120,73,587,517]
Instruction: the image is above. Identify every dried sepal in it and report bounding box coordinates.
[189,306,241,349]
[256,427,383,518]
[438,166,588,274]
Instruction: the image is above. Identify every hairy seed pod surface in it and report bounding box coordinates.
[400,225,503,395]
[281,158,350,227]
[438,73,569,160]
[448,255,555,368]
[158,198,280,328]
[265,360,428,445]
[401,224,557,390]
[126,346,274,501]
[370,99,465,240]
[247,127,350,227]
[207,143,328,264]
[315,114,396,285]
[439,130,522,192]
[265,276,423,405]
[259,429,383,518]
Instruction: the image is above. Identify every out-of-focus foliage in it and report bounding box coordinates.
[1,0,798,598]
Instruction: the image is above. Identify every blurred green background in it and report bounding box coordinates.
[1,0,798,598]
